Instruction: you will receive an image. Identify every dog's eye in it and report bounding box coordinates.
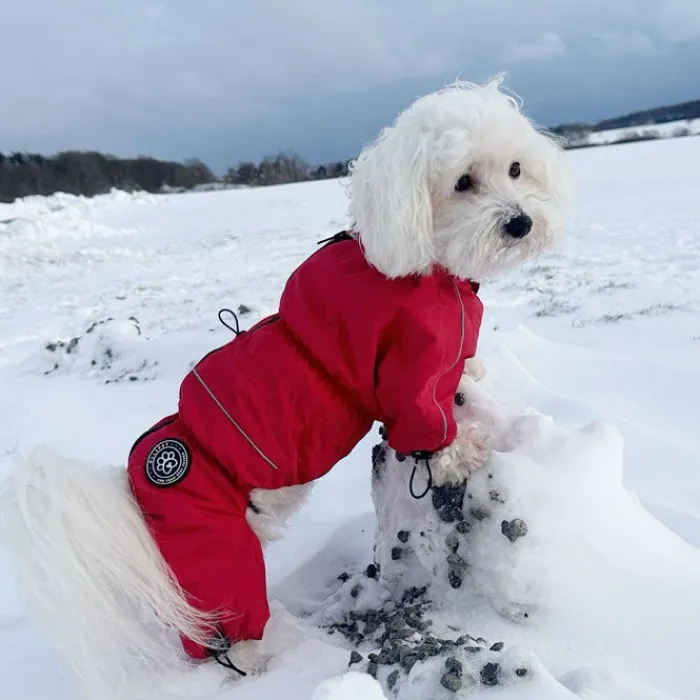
[509,161,521,179]
[455,174,473,192]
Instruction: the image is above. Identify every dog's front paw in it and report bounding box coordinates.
[431,422,491,485]
[458,422,491,473]
[463,356,486,382]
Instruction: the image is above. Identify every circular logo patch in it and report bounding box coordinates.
[145,439,190,487]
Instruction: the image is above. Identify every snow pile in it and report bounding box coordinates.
[311,672,387,700]
[0,189,157,272]
[34,316,158,383]
[0,188,158,221]
[306,361,700,699]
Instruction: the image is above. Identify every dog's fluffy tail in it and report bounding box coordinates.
[0,446,214,698]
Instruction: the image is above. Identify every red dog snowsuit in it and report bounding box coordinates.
[127,234,483,658]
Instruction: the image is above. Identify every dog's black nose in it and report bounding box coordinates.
[504,214,533,239]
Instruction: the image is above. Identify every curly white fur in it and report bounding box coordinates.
[247,484,312,543]
[430,422,492,485]
[348,76,573,281]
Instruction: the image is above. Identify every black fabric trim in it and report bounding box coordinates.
[128,417,177,459]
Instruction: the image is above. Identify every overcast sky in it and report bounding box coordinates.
[0,0,698,172]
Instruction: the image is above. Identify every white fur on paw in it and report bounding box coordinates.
[228,639,270,677]
[431,422,491,485]
[463,356,486,382]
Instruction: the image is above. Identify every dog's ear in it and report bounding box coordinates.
[348,120,435,278]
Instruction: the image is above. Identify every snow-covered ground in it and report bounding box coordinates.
[1,134,700,700]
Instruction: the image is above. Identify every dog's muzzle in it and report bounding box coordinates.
[504,214,533,239]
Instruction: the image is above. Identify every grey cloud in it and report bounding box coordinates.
[0,0,697,170]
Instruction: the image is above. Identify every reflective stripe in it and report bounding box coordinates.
[432,280,466,446]
[192,368,279,471]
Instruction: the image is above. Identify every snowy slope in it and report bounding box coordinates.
[1,135,700,700]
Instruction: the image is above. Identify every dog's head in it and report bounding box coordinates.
[348,78,572,281]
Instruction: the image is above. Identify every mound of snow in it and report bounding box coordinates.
[312,672,387,700]
[302,361,700,699]
[36,317,158,383]
[0,189,157,272]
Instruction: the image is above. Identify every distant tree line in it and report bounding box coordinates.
[550,99,700,142]
[0,148,351,202]
[595,99,700,132]
[223,152,350,187]
[0,151,216,203]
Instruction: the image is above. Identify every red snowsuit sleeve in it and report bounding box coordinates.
[375,305,464,456]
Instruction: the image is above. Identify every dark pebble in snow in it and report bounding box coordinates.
[481,662,501,686]
[516,667,529,678]
[432,483,467,523]
[448,571,463,589]
[501,518,528,543]
[457,635,474,646]
[470,506,491,521]
[349,651,363,666]
[350,584,361,598]
[456,520,471,534]
[396,452,406,462]
[386,613,406,632]
[449,506,463,522]
[371,445,387,475]
[391,547,404,561]
[405,615,423,630]
[367,661,378,678]
[465,646,483,653]
[380,645,401,665]
[454,392,466,406]
[447,553,468,574]
[445,657,463,677]
[490,641,504,652]
[365,563,379,579]
[400,653,419,673]
[363,621,380,636]
[387,670,400,690]
[397,530,410,543]
[441,672,463,692]
[338,572,350,583]
[415,642,440,659]
[489,489,507,503]
[401,586,427,603]
[379,424,388,440]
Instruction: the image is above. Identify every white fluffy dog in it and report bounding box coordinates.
[1,77,571,699]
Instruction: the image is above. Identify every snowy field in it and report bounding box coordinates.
[1,134,700,700]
